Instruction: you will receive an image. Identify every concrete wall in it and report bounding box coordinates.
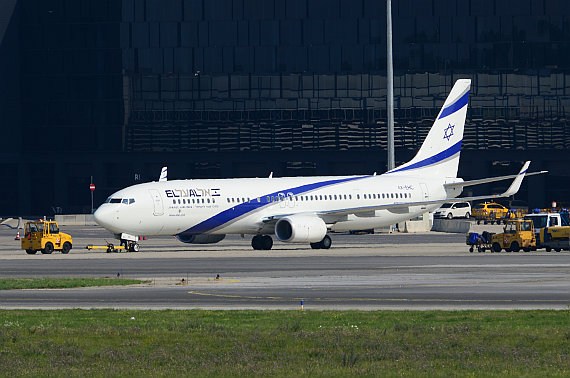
[431,219,471,234]
[55,214,96,226]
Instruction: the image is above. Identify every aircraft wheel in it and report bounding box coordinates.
[42,242,54,254]
[251,235,262,250]
[261,235,273,250]
[320,235,332,249]
[311,235,332,250]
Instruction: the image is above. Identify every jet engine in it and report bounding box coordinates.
[175,233,226,244]
[275,214,327,243]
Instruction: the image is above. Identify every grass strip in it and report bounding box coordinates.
[0,309,568,376]
[0,278,146,290]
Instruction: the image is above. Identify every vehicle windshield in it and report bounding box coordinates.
[521,222,532,231]
[525,215,547,229]
[440,203,452,208]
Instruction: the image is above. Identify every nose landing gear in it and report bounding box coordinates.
[121,239,140,252]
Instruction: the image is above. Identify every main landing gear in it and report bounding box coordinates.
[310,235,332,250]
[251,234,333,250]
[251,235,273,250]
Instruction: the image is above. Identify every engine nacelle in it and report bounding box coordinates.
[275,215,327,243]
[175,233,226,244]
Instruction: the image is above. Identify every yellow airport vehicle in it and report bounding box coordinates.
[472,202,509,224]
[539,226,570,252]
[21,220,73,255]
[491,219,536,252]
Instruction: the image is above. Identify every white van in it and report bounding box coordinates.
[434,202,471,219]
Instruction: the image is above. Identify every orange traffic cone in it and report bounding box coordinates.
[14,230,20,240]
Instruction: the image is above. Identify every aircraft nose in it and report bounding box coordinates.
[93,205,116,231]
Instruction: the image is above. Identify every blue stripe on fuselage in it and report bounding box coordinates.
[388,140,462,174]
[437,90,470,120]
[180,175,369,235]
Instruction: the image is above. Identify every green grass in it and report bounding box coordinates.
[0,278,146,290]
[0,310,568,376]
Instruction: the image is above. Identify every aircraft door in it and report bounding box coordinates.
[419,183,429,201]
[149,189,164,216]
[419,183,429,210]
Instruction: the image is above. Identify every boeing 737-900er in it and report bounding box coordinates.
[93,79,546,251]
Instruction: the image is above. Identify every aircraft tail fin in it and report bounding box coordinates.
[159,166,168,182]
[389,79,471,178]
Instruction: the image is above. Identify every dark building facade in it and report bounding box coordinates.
[1,0,570,215]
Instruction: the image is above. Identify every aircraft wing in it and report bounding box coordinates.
[319,161,544,218]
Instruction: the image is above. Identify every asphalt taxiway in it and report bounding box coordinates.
[0,225,569,310]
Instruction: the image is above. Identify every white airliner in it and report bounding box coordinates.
[93,79,546,251]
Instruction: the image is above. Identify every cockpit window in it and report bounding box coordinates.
[109,198,122,204]
[122,199,129,204]
[129,198,135,204]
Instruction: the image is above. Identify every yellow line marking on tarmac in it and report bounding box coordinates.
[187,291,285,300]
[186,291,570,303]
[184,279,241,285]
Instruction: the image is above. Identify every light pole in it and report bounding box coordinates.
[387,0,395,171]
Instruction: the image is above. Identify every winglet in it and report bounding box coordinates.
[159,166,168,182]
[502,161,530,197]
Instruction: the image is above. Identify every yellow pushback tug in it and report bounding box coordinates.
[21,220,73,255]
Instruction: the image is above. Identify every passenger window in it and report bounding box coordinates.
[173,200,176,204]
[207,199,210,203]
[227,198,230,203]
